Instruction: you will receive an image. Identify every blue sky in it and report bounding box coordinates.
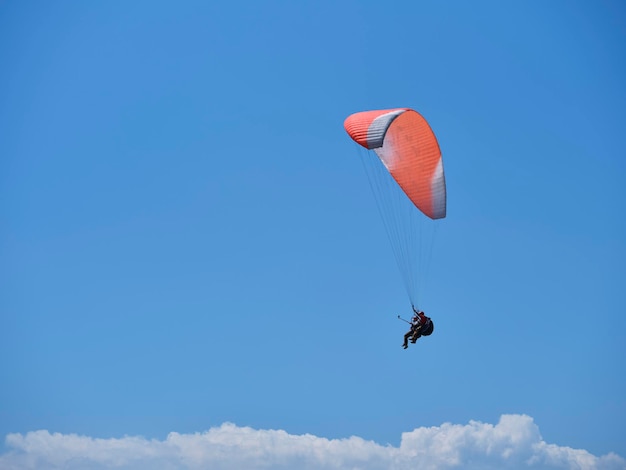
[1,1,625,468]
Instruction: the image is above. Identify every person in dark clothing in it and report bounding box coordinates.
[402,306,434,349]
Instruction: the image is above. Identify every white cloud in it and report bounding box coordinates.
[0,414,623,470]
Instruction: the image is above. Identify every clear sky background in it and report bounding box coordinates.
[1,1,625,469]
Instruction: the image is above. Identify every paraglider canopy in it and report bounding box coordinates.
[344,107,446,306]
[344,108,446,220]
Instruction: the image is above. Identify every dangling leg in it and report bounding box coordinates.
[403,330,413,349]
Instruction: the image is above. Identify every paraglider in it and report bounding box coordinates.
[344,108,446,348]
[400,307,434,349]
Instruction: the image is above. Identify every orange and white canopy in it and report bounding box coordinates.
[344,108,446,220]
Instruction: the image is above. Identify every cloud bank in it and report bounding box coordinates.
[1,414,623,470]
